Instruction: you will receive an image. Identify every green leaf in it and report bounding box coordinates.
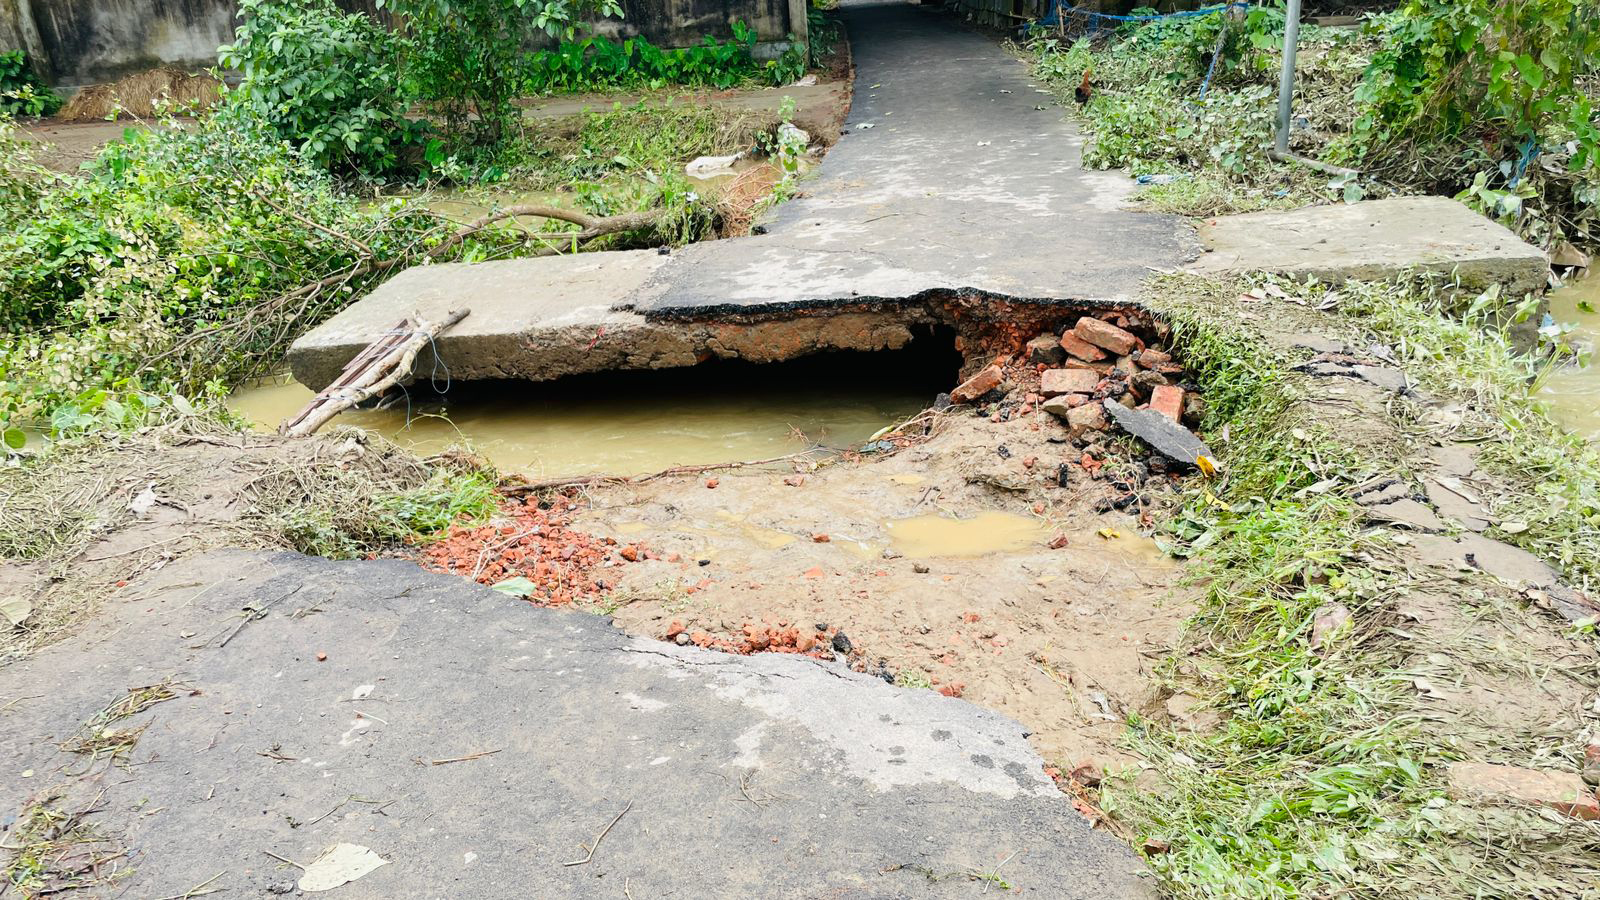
[491,576,538,597]
[2,426,25,450]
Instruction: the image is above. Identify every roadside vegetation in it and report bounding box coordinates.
[1030,0,1600,254]
[0,0,826,445]
[1095,272,1600,898]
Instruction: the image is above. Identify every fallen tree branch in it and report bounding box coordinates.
[425,205,663,260]
[279,309,471,437]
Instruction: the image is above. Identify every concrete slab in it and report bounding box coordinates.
[1190,196,1549,294]
[0,551,1155,898]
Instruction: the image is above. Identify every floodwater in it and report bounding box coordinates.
[1541,276,1600,441]
[884,511,1050,558]
[227,351,952,478]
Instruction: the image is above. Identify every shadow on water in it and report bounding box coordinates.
[231,328,964,478]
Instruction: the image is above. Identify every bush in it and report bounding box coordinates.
[522,23,801,94]
[219,0,416,175]
[0,111,430,428]
[0,51,62,118]
[1334,0,1600,245]
[382,0,623,144]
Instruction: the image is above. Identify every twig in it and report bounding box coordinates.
[154,870,225,900]
[262,850,306,870]
[470,528,539,581]
[430,748,502,765]
[216,586,302,647]
[504,451,820,493]
[563,800,633,866]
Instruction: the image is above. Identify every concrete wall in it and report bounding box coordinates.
[0,0,796,87]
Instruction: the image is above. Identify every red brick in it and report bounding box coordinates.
[1149,385,1185,423]
[1074,317,1142,356]
[1039,368,1101,397]
[1447,762,1600,820]
[1058,331,1108,362]
[1136,347,1172,369]
[950,363,1004,404]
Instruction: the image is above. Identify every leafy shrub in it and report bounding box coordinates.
[0,111,430,428]
[381,0,624,143]
[219,0,416,175]
[0,51,62,118]
[521,22,807,95]
[1333,0,1600,244]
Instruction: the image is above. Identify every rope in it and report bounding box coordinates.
[1195,14,1230,101]
[1038,0,1249,28]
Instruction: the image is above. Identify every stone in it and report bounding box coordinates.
[1026,334,1066,366]
[1074,317,1142,356]
[1353,365,1409,393]
[1059,331,1109,362]
[674,632,692,646]
[1065,403,1108,436]
[1040,368,1101,397]
[1148,385,1184,423]
[1447,762,1600,820]
[950,364,1004,404]
[1101,400,1212,466]
[1190,196,1550,296]
[832,631,853,654]
[1041,396,1075,420]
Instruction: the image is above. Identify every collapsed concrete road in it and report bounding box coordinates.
[0,551,1154,898]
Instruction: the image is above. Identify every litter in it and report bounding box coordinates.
[1135,173,1191,185]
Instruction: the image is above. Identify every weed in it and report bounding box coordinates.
[60,681,179,766]
[894,670,933,690]
[2,791,125,897]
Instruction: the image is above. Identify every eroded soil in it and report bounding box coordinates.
[568,407,1196,771]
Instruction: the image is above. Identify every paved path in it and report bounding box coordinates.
[644,0,1193,313]
[0,552,1154,898]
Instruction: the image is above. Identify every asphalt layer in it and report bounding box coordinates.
[640,0,1194,315]
[0,551,1155,898]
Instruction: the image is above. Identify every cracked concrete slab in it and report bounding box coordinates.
[1189,196,1549,294]
[0,551,1154,898]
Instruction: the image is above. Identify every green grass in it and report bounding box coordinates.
[1108,274,1600,898]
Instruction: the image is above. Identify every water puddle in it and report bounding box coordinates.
[228,350,953,478]
[1541,276,1600,441]
[884,511,1050,558]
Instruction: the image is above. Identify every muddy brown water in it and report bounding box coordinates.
[227,351,951,478]
[1542,276,1600,441]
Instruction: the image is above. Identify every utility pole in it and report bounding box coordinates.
[1273,0,1302,155]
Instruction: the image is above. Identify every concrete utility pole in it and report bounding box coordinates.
[1273,0,1302,155]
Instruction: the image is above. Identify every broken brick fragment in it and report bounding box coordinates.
[1026,333,1067,366]
[949,363,1005,404]
[1149,384,1185,423]
[1039,368,1101,398]
[1135,347,1172,369]
[1058,330,1108,362]
[1074,317,1142,356]
[1065,402,1108,436]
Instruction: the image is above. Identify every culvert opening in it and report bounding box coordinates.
[233,326,965,477]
